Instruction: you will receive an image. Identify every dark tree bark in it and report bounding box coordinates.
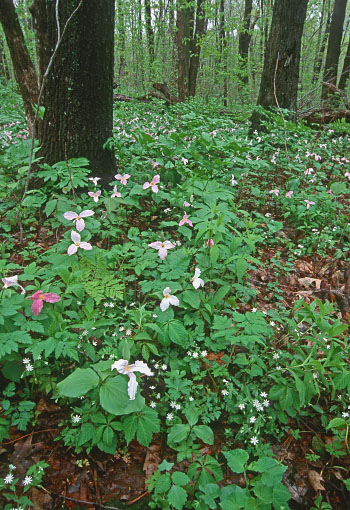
[322,0,347,100]
[31,0,116,186]
[188,0,206,97]
[238,0,253,83]
[250,0,309,131]
[312,0,331,84]
[0,0,39,136]
[338,34,350,91]
[145,0,155,64]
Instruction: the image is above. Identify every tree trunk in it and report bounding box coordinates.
[312,0,331,83]
[31,0,116,185]
[145,0,155,64]
[0,0,39,136]
[322,0,347,100]
[176,2,186,101]
[219,0,228,106]
[238,0,253,84]
[250,0,309,131]
[188,0,206,97]
[338,34,350,90]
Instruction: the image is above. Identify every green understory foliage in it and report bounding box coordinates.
[1,93,350,510]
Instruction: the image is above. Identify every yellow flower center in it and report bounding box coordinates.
[77,215,81,220]
[75,242,80,247]
[165,294,169,299]
[161,243,165,248]
[125,365,130,371]
[40,293,45,300]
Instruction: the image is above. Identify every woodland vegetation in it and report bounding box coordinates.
[1,1,350,509]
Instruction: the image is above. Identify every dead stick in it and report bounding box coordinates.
[127,490,149,505]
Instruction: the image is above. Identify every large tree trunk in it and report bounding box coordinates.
[250,0,309,131]
[238,0,253,84]
[31,0,116,186]
[322,0,347,100]
[145,0,155,64]
[338,34,350,91]
[0,0,39,136]
[312,0,331,84]
[188,0,206,97]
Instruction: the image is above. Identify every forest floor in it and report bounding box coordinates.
[1,90,350,510]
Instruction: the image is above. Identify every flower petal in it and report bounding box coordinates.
[30,290,43,301]
[153,175,160,184]
[43,293,60,303]
[80,210,95,218]
[71,231,81,243]
[64,211,78,220]
[131,360,154,376]
[149,241,162,249]
[76,218,85,232]
[79,242,92,251]
[127,372,138,400]
[163,287,171,296]
[111,359,129,374]
[143,182,150,190]
[32,299,43,316]
[168,295,179,307]
[158,248,168,259]
[160,297,169,311]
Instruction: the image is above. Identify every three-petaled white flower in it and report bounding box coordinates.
[143,174,160,193]
[2,275,25,294]
[192,268,204,289]
[63,210,94,232]
[111,359,153,400]
[160,287,179,312]
[115,173,131,185]
[88,190,101,203]
[67,231,92,255]
[148,240,175,260]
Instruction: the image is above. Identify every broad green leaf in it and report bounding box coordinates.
[168,320,188,346]
[235,258,248,282]
[158,460,174,471]
[172,472,190,486]
[327,417,347,430]
[168,424,190,444]
[168,484,187,510]
[57,368,99,397]
[155,473,171,494]
[99,376,144,415]
[193,425,214,445]
[182,289,200,308]
[224,449,249,474]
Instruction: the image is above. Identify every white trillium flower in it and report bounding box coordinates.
[63,210,94,232]
[67,231,92,255]
[160,287,179,311]
[111,359,154,400]
[192,268,204,289]
[148,240,175,260]
[2,275,25,294]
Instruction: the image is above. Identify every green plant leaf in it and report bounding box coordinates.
[99,376,144,415]
[193,425,214,445]
[223,449,249,474]
[172,472,190,486]
[57,368,99,397]
[168,424,190,444]
[168,484,187,510]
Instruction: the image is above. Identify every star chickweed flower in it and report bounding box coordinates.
[192,267,204,289]
[67,231,92,255]
[111,359,153,400]
[160,287,179,312]
[250,436,259,445]
[88,190,101,203]
[23,475,32,486]
[115,173,131,185]
[30,290,60,316]
[143,174,160,193]
[148,240,175,260]
[4,473,14,484]
[179,212,193,227]
[2,275,25,294]
[63,209,94,232]
[72,414,81,423]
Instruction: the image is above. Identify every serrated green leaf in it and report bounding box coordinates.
[155,473,171,494]
[223,449,249,474]
[168,484,187,510]
[168,320,188,346]
[172,472,190,486]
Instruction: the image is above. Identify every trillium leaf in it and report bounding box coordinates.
[99,376,144,415]
[57,368,99,397]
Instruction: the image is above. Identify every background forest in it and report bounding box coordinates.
[1,1,350,510]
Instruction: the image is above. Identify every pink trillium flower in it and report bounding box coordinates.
[67,231,92,255]
[183,201,191,207]
[143,174,160,193]
[30,290,60,316]
[88,190,101,203]
[111,359,153,400]
[63,210,94,232]
[2,275,25,294]
[305,168,314,175]
[206,239,214,247]
[285,191,293,198]
[148,240,175,260]
[179,213,193,227]
[160,287,179,312]
[304,200,315,209]
[88,177,101,186]
[111,186,121,198]
[269,189,279,196]
[115,173,131,185]
[192,268,204,289]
